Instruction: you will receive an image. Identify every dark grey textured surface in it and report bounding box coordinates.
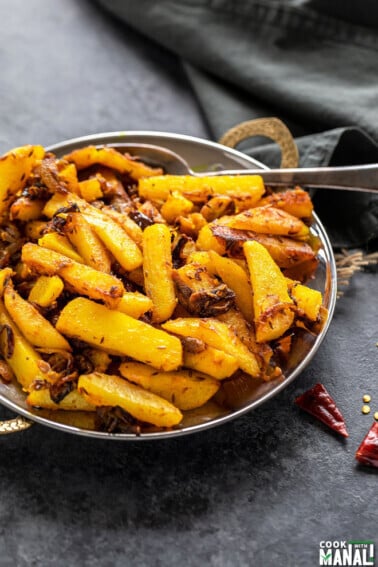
[0,2,376,566]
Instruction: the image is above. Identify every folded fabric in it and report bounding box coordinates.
[95,0,378,248]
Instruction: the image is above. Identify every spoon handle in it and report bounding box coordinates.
[200,164,378,193]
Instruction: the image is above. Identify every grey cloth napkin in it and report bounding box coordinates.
[95,0,378,248]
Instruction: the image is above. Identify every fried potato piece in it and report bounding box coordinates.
[4,283,71,351]
[119,361,220,410]
[197,223,315,268]
[116,292,153,319]
[28,275,64,307]
[244,241,294,342]
[22,243,124,308]
[288,280,322,321]
[43,191,89,218]
[27,387,95,411]
[217,308,273,370]
[64,212,112,273]
[101,207,143,247]
[183,346,239,380]
[56,297,182,371]
[162,317,261,378]
[143,223,177,323]
[0,300,46,390]
[185,250,215,272]
[208,251,253,322]
[58,162,80,194]
[138,174,264,211]
[78,372,183,427]
[64,146,162,179]
[10,197,45,222]
[256,187,313,218]
[160,191,193,223]
[85,213,143,271]
[38,232,84,263]
[0,145,44,218]
[200,195,235,221]
[0,268,14,297]
[78,178,103,202]
[177,212,207,238]
[227,206,310,239]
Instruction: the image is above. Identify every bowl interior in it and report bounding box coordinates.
[0,131,337,440]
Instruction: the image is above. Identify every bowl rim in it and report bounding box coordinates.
[0,131,337,440]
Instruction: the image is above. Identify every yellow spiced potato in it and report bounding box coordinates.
[143,223,177,323]
[0,142,326,433]
[0,145,44,219]
[78,372,183,427]
[28,275,64,307]
[119,362,220,410]
[3,283,71,351]
[244,240,294,342]
[22,243,125,308]
[56,297,182,371]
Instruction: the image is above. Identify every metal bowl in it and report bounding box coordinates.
[0,131,337,439]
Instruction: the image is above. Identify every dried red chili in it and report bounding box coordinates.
[295,383,349,437]
[355,422,378,468]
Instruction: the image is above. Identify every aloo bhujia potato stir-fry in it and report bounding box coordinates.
[0,144,326,433]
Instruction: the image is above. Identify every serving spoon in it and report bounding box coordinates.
[115,143,378,193]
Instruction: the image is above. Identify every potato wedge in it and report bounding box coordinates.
[64,212,112,273]
[64,146,162,179]
[22,243,124,308]
[43,191,89,218]
[78,372,183,427]
[256,187,313,218]
[143,223,177,323]
[288,280,322,321]
[162,317,261,378]
[244,241,294,342]
[183,346,238,380]
[10,197,45,222]
[200,195,235,221]
[116,292,153,319]
[227,206,310,239]
[85,213,143,271]
[119,361,219,410]
[197,223,315,268]
[0,145,44,218]
[138,174,264,210]
[56,297,182,371]
[28,275,64,307]
[101,207,143,247]
[78,178,103,202]
[27,387,95,411]
[4,283,71,351]
[58,162,80,194]
[0,300,46,390]
[160,191,193,223]
[209,251,253,322]
[38,232,84,263]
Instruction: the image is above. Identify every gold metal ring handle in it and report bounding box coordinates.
[219,117,299,169]
[0,415,33,435]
